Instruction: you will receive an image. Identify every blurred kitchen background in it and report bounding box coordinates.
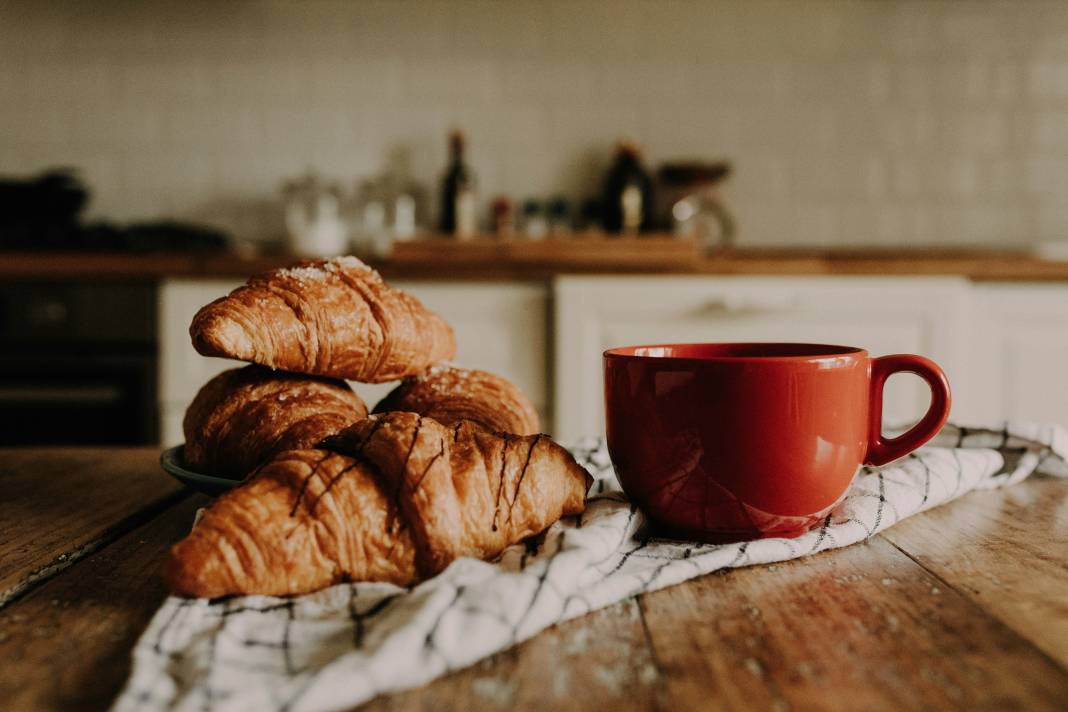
[8,0,1068,248]
[2,0,1068,448]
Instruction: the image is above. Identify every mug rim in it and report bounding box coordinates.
[603,342,868,363]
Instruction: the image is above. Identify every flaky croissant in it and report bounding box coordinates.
[374,364,540,435]
[163,412,592,597]
[183,365,368,479]
[189,256,456,382]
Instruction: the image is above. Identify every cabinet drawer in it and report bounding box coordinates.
[554,276,971,441]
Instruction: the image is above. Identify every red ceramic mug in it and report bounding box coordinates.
[603,343,951,542]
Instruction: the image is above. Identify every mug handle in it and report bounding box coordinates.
[865,354,952,466]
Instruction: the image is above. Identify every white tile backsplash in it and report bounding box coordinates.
[1028,62,1068,99]
[2,0,1066,247]
[1026,158,1068,195]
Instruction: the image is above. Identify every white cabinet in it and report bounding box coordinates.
[159,279,244,446]
[969,284,1068,427]
[159,279,548,446]
[160,274,1068,447]
[553,276,973,442]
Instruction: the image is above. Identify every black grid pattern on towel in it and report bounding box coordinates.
[115,421,1068,712]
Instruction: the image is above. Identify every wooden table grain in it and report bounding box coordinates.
[1,449,1066,712]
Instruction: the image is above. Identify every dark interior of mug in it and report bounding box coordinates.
[606,343,865,359]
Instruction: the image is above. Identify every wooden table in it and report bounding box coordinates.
[2,449,1066,711]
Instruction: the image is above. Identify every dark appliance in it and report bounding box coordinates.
[0,281,157,446]
[0,169,229,252]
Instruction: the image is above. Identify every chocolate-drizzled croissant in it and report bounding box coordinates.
[374,364,540,435]
[183,365,367,479]
[189,256,456,383]
[163,412,591,597]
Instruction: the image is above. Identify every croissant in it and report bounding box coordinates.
[163,412,592,597]
[183,365,368,479]
[189,256,456,382]
[374,364,540,435]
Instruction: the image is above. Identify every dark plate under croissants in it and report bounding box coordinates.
[160,445,242,496]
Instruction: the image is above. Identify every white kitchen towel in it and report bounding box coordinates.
[114,422,1068,712]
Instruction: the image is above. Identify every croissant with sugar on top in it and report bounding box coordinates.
[374,364,541,436]
[183,365,368,479]
[189,256,456,383]
[163,412,592,597]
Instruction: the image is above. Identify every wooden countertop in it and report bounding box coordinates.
[2,244,1068,281]
[2,448,1066,710]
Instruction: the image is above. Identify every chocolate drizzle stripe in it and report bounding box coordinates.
[386,417,423,536]
[507,435,542,527]
[356,418,387,456]
[289,451,334,517]
[311,462,361,514]
[410,439,445,496]
[491,435,513,532]
[402,417,423,471]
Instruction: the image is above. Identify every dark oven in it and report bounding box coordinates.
[0,281,158,446]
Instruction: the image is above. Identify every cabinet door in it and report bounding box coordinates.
[554,276,971,442]
[159,279,548,446]
[159,279,246,446]
[970,284,1068,427]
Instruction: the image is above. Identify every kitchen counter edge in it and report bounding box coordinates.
[1,250,1067,282]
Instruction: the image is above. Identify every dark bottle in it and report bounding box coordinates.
[577,198,604,233]
[600,139,655,235]
[546,195,572,236]
[438,130,477,238]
